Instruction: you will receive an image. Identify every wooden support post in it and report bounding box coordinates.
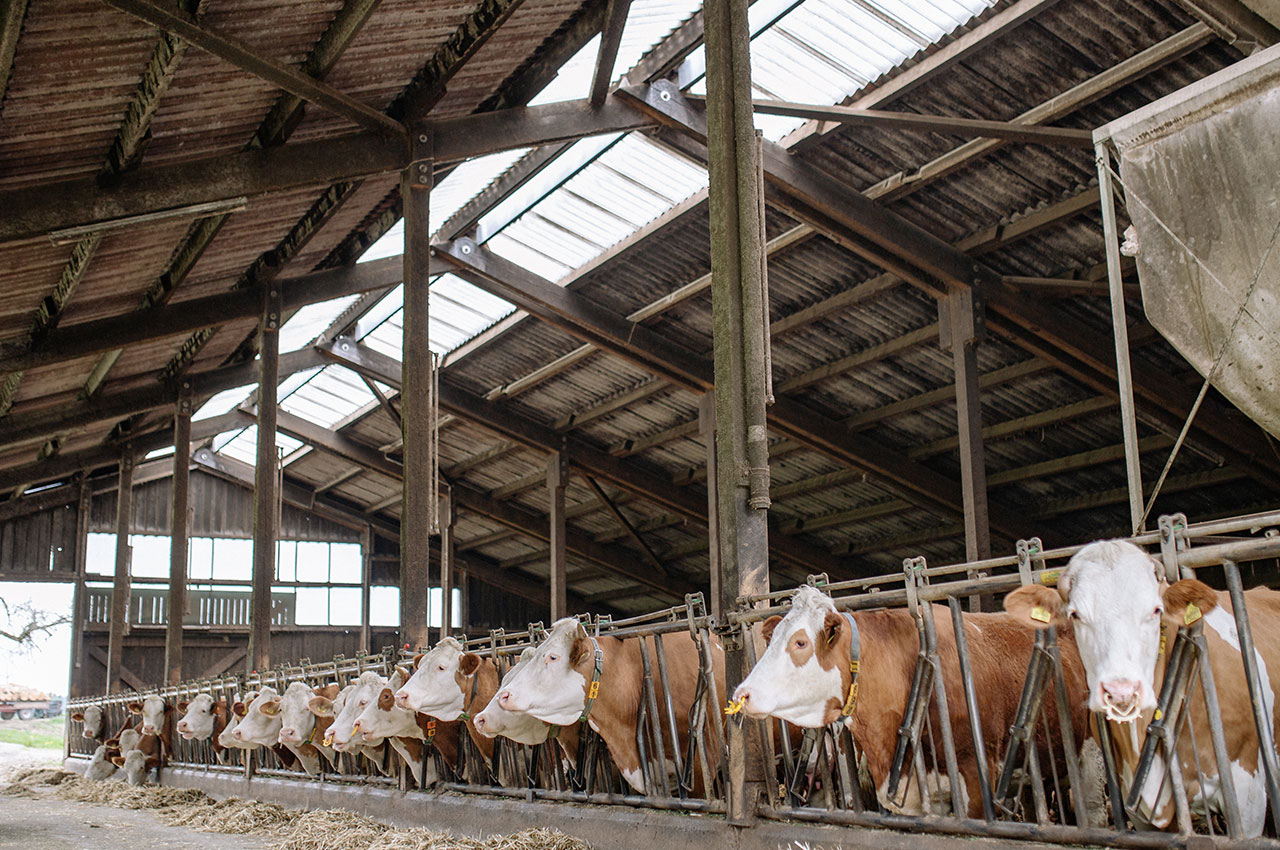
[105,450,134,694]
[439,489,455,636]
[400,139,433,649]
[548,448,568,620]
[249,284,281,673]
[67,481,91,699]
[704,0,770,823]
[164,393,192,684]
[942,288,992,609]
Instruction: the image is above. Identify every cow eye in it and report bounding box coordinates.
[547,654,559,663]
[1068,610,1080,621]
[1153,606,1163,618]
[794,638,807,649]
[359,699,368,707]
[437,664,447,672]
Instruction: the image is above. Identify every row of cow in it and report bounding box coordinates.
[69,539,1280,839]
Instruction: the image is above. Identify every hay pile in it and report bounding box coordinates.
[274,810,590,850]
[8,770,590,850]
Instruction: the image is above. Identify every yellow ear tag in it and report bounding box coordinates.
[1184,602,1202,625]
[724,698,745,716]
[1031,605,1052,623]
[1159,629,1167,657]
[1154,709,1163,721]
[1039,570,1062,586]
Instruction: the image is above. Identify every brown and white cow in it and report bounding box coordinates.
[733,585,1090,817]
[217,690,299,769]
[1005,539,1280,836]
[176,693,234,762]
[85,743,118,781]
[127,695,174,766]
[71,704,108,743]
[493,617,724,793]
[277,681,341,772]
[475,649,576,750]
[391,638,500,765]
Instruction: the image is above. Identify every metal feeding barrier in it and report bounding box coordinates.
[65,509,1280,848]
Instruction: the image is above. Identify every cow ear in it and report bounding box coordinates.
[1162,579,1218,626]
[459,653,481,676]
[105,737,119,748]
[317,683,340,700]
[308,696,334,717]
[395,664,412,681]
[177,701,189,714]
[412,653,426,671]
[71,712,85,722]
[231,702,248,718]
[569,635,591,667]
[760,616,783,645]
[258,698,281,716]
[111,756,125,767]
[822,611,844,647]
[128,702,143,714]
[1003,585,1066,629]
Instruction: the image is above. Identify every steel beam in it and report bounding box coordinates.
[0,257,414,373]
[737,98,1094,147]
[100,0,405,137]
[0,96,649,246]
[163,395,191,685]
[105,450,134,694]
[547,449,568,619]
[434,241,1015,532]
[1171,0,1279,49]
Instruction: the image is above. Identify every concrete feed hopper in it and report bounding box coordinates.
[1097,44,1280,440]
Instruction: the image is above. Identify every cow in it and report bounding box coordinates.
[128,695,174,766]
[278,682,342,772]
[492,617,724,793]
[176,693,234,762]
[218,690,298,769]
[391,638,499,766]
[107,726,161,782]
[217,693,256,752]
[1004,539,1280,836]
[85,743,118,781]
[732,585,1090,817]
[475,649,574,748]
[71,704,108,743]
[313,671,409,778]
[120,749,149,786]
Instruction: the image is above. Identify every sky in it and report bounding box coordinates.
[0,582,72,697]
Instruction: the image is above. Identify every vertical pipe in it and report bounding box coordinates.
[400,150,433,649]
[105,449,134,693]
[1095,141,1144,533]
[165,395,192,684]
[1223,560,1280,829]
[68,481,91,699]
[698,394,721,618]
[702,0,770,818]
[249,284,280,674]
[547,449,568,621]
[948,598,994,820]
[1189,627,1244,836]
[439,489,454,636]
[360,524,372,652]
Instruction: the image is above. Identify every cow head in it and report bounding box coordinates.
[117,727,142,753]
[216,692,256,750]
[1004,540,1218,722]
[394,637,485,720]
[176,694,217,740]
[279,682,338,745]
[327,671,399,751]
[231,687,283,746]
[74,704,105,740]
[352,676,420,741]
[474,648,558,744]
[494,618,596,727]
[732,585,853,728]
[128,694,167,736]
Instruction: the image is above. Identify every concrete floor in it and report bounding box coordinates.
[0,788,270,850]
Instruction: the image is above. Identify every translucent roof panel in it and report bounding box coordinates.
[213,425,305,467]
[486,133,708,282]
[686,0,995,140]
[278,295,359,352]
[358,275,515,362]
[193,383,256,421]
[279,365,377,429]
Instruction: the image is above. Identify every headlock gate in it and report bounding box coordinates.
[67,509,1280,848]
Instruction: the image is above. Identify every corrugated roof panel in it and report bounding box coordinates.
[280,365,377,429]
[214,425,305,466]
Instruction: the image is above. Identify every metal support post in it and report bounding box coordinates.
[105,449,134,693]
[699,393,721,617]
[439,488,454,636]
[704,0,771,823]
[249,282,281,674]
[360,524,372,652]
[165,388,192,684]
[548,448,568,620]
[1095,141,1144,533]
[401,134,434,649]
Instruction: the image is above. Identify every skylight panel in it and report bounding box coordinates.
[213,426,304,466]
[278,295,358,352]
[485,230,576,281]
[279,365,376,429]
[193,383,255,421]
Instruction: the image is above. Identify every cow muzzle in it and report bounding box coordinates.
[394,691,411,709]
[279,727,297,743]
[1100,679,1143,723]
[731,686,765,718]
[142,725,156,735]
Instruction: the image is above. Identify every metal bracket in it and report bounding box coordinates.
[938,285,987,349]
[408,128,433,189]
[260,280,283,332]
[1158,512,1189,582]
[1015,537,1043,585]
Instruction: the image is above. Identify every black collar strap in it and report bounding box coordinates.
[579,637,605,723]
[458,666,483,721]
[839,612,862,717]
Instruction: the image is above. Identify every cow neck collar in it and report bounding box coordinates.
[579,635,605,723]
[839,612,862,718]
[457,667,482,721]
[302,719,320,747]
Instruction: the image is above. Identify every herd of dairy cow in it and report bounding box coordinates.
[71,540,1280,837]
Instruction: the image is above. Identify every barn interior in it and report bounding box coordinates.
[0,0,1278,707]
